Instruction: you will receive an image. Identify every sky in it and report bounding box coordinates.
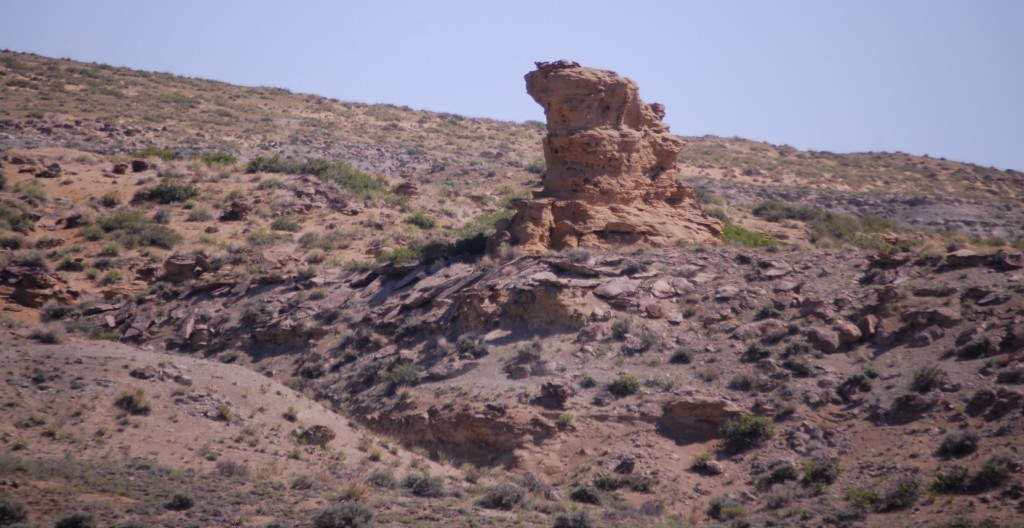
[3,1,1023,170]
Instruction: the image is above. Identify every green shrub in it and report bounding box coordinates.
[55,512,96,528]
[132,146,178,161]
[385,364,419,387]
[99,191,121,208]
[115,388,151,415]
[847,478,920,513]
[152,208,171,224]
[247,228,291,247]
[192,151,237,166]
[552,510,594,528]
[10,249,50,270]
[313,502,373,528]
[752,200,902,250]
[412,233,490,265]
[756,462,799,490]
[478,483,525,510]
[669,347,693,364]
[402,473,444,498]
[591,473,656,493]
[406,211,437,229]
[299,231,347,251]
[452,209,517,240]
[367,469,397,489]
[719,414,775,452]
[40,300,75,322]
[932,465,970,494]
[845,486,879,514]
[932,456,1011,495]
[14,180,46,200]
[610,317,631,339]
[609,374,640,397]
[186,206,213,222]
[97,209,182,248]
[838,373,872,402]
[377,246,420,265]
[970,456,1010,491]
[135,180,199,204]
[257,176,281,190]
[0,498,28,525]
[215,460,250,478]
[165,493,194,511]
[270,216,302,232]
[802,457,840,489]
[525,159,545,174]
[879,478,919,511]
[727,372,757,392]
[910,366,945,393]
[752,201,821,222]
[722,223,780,247]
[937,430,979,458]
[99,269,122,285]
[707,494,747,520]
[101,241,122,256]
[246,154,289,173]
[0,231,27,249]
[568,485,601,505]
[29,324,67,344]
[291,474,314,490]
[705,207,729,223]
[0,200,36,232]
[245,155,388,197]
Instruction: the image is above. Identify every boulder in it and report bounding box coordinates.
[219,201,251,221]
[944,249,987,267]
[130,366,160,380]
[539,381,576,408]
[901,307,963,328]
[131,159,150,172]
[834,320,862,344]
[806,327,841,354]
[886,392,941,424]
[394,180,420,197]
[593,277,640,299]
[163,254,202,282]
[34,163,62,178]
[658,397,743,443]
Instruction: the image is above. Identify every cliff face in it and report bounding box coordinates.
[493,60,722,253]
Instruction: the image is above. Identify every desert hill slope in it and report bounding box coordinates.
[2,49,1022,240]
[1,50,1023,528]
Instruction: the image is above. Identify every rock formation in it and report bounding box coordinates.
[492,60,722,253]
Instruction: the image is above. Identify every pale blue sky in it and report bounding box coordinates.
[3,1,1022,170]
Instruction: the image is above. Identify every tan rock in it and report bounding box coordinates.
[493,60,722,253]
[658,397,744,443]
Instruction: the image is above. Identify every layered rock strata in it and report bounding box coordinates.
[492,60,722,252]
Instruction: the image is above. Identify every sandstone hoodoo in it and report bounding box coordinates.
[492,60,723,252]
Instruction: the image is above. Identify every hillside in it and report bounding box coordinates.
[1,50,1023,528]
[2,50,1022,240]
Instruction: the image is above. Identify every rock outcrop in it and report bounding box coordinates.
[492,60,722,253]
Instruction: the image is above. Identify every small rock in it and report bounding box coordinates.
[130,366,160,380]
[298,425,336,447]
[131,159,150,172]
[806,327,840,354]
